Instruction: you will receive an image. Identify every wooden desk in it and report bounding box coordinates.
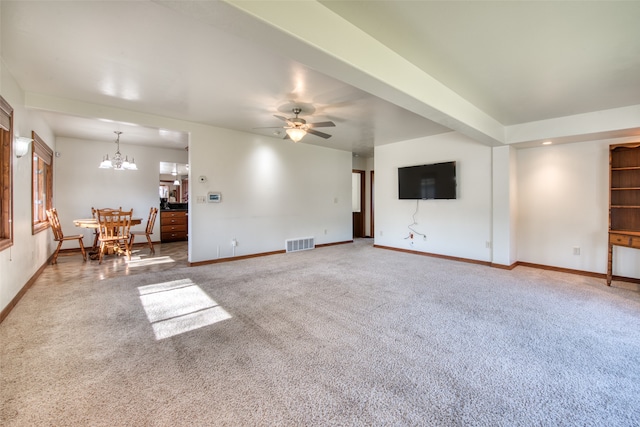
[607,230,640,285]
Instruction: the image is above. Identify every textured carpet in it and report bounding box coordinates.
[2,240,640,426]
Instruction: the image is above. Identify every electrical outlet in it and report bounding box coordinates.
[486,241,492,249]
[196,196,205,203]
[573,247,580,255]
[231,239,237,247]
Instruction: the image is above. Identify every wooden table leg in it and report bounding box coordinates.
[606,243,613,286]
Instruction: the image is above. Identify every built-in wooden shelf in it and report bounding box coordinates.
[608,142,640,285]
[612,166,640,171]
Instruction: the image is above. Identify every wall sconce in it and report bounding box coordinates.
[14,136,33,158]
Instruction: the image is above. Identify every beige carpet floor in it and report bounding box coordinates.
[2,240,640,426]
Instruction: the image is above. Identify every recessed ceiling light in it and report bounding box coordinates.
[542,141,553,145]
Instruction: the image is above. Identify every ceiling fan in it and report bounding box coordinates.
[267,108,336,142]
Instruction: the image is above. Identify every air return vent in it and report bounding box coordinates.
[286,237,315,253]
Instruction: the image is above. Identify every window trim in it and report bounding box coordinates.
[32,132,53,235]
[0,96,14,251]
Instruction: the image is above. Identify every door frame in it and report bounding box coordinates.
[370,170,374,238]
[352,169,365,238]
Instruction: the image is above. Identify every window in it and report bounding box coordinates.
[0,96,13,251]
[32,132,53,234]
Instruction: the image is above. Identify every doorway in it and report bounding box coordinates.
[159,162,189,245]
[159,162,189,208]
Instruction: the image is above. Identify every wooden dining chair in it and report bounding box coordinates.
[45,208,87,264]
[96,208,133,264]
[91,206,121,250]
[129,207,158,254]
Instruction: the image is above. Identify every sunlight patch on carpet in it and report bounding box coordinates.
[138,278,231,340]
[127,255,176,267]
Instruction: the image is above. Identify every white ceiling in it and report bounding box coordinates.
[2,1,639,157]
[323,1,640,125]
[159,161,188,177]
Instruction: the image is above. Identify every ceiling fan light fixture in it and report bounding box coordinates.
[286,127,307,142]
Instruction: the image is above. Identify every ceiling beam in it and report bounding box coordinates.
[505,105,640,147]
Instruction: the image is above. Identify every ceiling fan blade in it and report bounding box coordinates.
[307,129,332,139]
[275,115,297,126]
[308,121,335,128]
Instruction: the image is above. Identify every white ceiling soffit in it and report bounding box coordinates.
[38,111,190,149]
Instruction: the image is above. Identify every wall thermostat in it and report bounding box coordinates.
[198,175,207,183]
[207,192,221,203]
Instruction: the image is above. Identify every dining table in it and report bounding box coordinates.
[73,217,143,228]
[73,217,142,259]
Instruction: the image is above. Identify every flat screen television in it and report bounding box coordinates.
[398,161,457,200]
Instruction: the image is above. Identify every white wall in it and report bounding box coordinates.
[57,129,350,264]
[0,63,56,315]
[376,131,640,280]
[54,137,188,246]
[189,128,352,262]
[188,126,352,263]
[375,132,493,261]
[517,137,640,279]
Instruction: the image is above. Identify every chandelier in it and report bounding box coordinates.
[99,131,138,170]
